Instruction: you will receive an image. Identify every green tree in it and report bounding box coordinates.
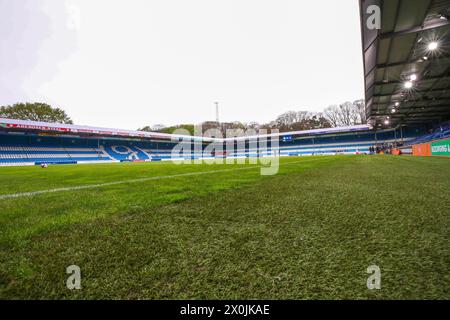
[139,124,195,136]
[159,124,195,136]
[0,102,73,124]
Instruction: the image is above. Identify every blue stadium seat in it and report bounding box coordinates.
[0,125,430,166]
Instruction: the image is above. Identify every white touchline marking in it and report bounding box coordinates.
[0,158,323,200]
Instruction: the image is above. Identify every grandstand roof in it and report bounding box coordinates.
[360,0,450,127]
[231,124,372,141]
[0,118,208,142]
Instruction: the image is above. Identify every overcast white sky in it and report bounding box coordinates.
[0,0,364,130]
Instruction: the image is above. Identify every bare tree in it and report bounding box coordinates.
[275,111,298,129]
[324,101,366,127]
[296,111,313,123]
[353,99,367,124]
[324,105,341,127]
[339,102,359,126]
[246,122,260,130]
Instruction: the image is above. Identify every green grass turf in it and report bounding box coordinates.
[0,155,449,299]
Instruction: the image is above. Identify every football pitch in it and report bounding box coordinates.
[0,155,449,299]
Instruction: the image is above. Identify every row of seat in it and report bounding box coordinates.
[0,157,109,163]
[0,145,112,164]
[405,123,450,146]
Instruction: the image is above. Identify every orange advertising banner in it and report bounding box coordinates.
[412,142,431,156]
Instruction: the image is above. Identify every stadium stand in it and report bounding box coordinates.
[102,145,150,161]
[226,126,422,158]
[0,135,112,165]
[0,117,439,166]
[403,122,450,147]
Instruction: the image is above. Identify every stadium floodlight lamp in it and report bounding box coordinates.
[384,120,390,125]
[404,81,413,89]
[423,56,429,60]
[395,102,400,107]
[410,74,417,81]
[428,41,438,51]
[391,108,396,113]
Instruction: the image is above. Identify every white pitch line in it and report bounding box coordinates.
[0,158,320,200]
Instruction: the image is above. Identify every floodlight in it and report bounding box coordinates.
[410,74,417,81]
[404,81,413,89]
[428,41,438,50]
